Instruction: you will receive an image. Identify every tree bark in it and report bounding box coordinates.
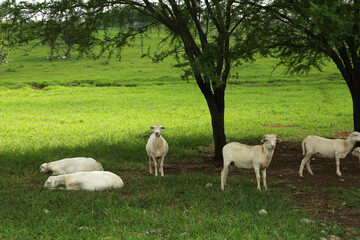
[201,85,226,167]
[65,44,72,58]
[350,77,360,132]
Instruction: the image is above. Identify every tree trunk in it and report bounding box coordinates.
[351,82,360,132]
[204,88,227,167]
[65,44,72,58]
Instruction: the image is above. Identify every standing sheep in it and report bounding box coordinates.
[146,125,169,177]
[299,132,360,177]
[40,157,103,175]
[44,171,123,191]
[221,134,280,191]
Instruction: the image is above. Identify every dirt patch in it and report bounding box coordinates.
[160,142,360,228]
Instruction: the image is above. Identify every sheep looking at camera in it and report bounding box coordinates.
[299,132,360,177]
[221,134,280,191]
[146,125,169,177]
[44,171,123,191]
[40,157,103,175]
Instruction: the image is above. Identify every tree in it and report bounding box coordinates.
[2,0,255,165]
[0,22,10,68]
[246,0,360,131]
[0,43,9,68]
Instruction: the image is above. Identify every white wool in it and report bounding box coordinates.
[44,171,123,191]
[40,157,103,175]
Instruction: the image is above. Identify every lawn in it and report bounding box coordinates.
[0,36,359,239]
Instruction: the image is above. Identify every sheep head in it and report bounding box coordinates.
[150,125,165,137]
[44,176,57,188]
[261,134,281,150]
[40,163,49,173]
[349,131,360,142]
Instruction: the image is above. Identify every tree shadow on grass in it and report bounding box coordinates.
[0,134,214,176]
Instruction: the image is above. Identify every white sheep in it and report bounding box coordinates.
[146,125,169,177]
[221,134,280,191]
[44,171,124,191]
[299,132,360,177]
[351,147,360,165]
[40,157,103,175]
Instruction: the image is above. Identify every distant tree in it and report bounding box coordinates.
[0,21,10,68]
[0,43,9,68]
[2,0,256,165]
[246,0,360,131]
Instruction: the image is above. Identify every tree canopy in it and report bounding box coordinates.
[244,0,360,131]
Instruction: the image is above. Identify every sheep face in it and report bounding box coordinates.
[349,131,360,142]
[44,176,57,188]
[150,125,165,137]
[40,163,48,173]
[261,134,280,150]
[353,147,360,155]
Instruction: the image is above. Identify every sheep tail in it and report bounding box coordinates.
[302,141,306,156]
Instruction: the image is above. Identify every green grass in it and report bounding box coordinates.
[0,35,358,239]
[0,174,347,239]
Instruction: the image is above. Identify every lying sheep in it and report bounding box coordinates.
[44,171,123,191]
[351,147,360,164]
[221,134,280,191]
[146,125,169,177]
[299,132,360,177]
[40,157,103,175]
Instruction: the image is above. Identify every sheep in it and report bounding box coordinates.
[44,171,124,191]
[40,157,103,175]
[299,132,360,177]
[221,134,280,191]
[146,125,169,177]
[351,147,360,165]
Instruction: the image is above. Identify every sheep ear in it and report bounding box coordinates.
[150,126,154,129]
[276,139,282,142]
[261,135,268,142]
[160,126,166,129]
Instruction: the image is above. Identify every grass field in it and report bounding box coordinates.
[0,35,359,239]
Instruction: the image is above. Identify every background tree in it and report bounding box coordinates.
[0,42,9,68]
[2,0,255,165]
[246,0,360,131]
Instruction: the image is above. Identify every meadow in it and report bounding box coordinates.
[0,34,359,239]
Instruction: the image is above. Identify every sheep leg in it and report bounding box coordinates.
[299,153,312,177]
[305,158,314,175]
[153,157,158,177]
[220,162,230,190]
[159,156,165,177]
[261,168,268,191]
[254,167,261,191]
[149,156,153,175]
[335,155,342,176]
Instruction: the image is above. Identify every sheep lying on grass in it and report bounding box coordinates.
[299,132,360,177]
[146,125,169,177]
[40,157,103,175]
[44,171,123,191]
[221,134,280,191]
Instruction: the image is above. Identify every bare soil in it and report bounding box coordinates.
[161,141,360,229]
